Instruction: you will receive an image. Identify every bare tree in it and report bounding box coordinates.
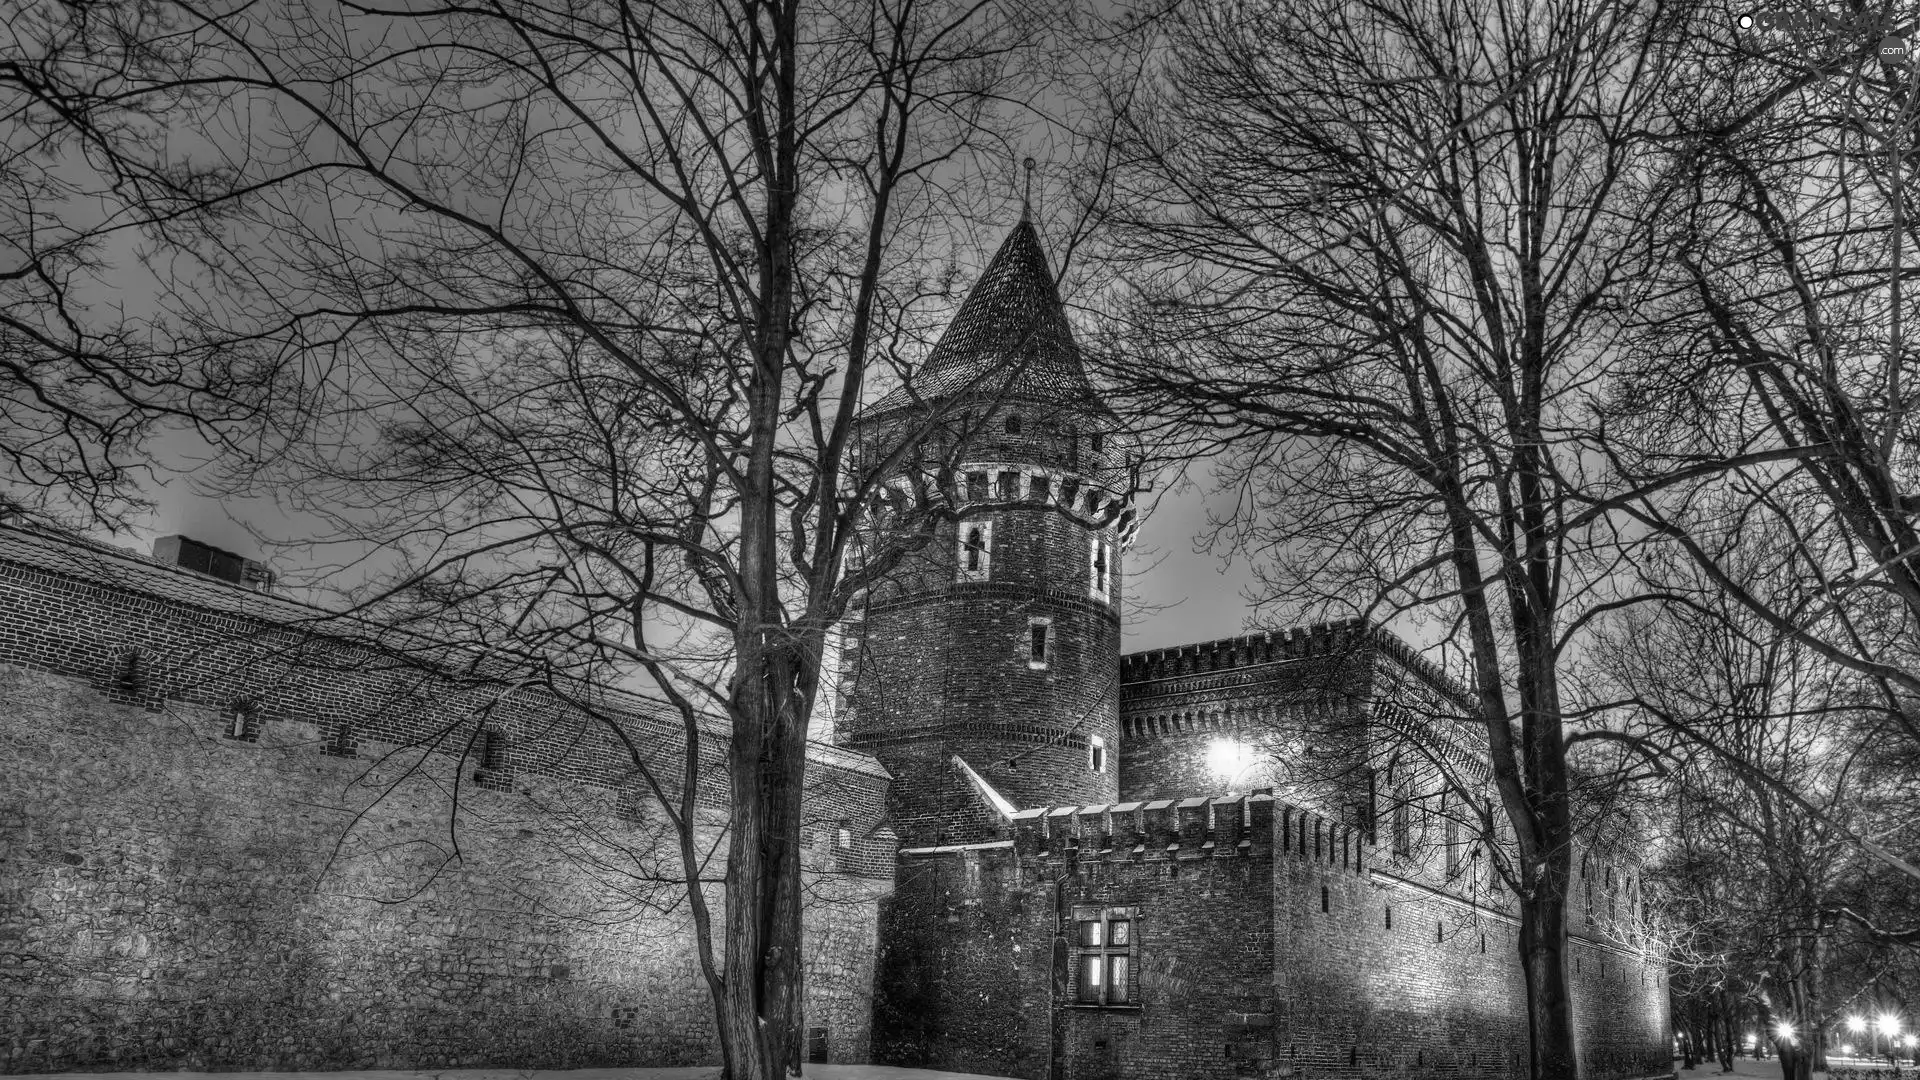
[1594,559,1909,1080]
[1613,0,1920,878]
[33,0,1073,1073]
[1,0,274,528]
[1087,0,1687,1074]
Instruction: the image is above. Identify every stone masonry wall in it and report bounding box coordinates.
[842,409,1129,843]
[873,794,1277,1080]
[0,529,894,1072]
[1277,802,1670,1080]
[872,795,1671,1080]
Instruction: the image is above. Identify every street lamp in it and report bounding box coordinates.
[1779,1021,1798,1045]
[1879,1015,1902,1067]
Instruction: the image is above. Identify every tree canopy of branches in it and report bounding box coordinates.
[26,0,1065,1074]
[2,0,274,528]
[1092,0,1682,1074]
[1613,0,1920,885]
[1596,553,1920,1080]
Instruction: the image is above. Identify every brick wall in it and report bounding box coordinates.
[1119,622,1416,822]
[844,400,1132,844]
[871,794,1671,1080]
[874,794,1278,1080]
[0,527,894,1071]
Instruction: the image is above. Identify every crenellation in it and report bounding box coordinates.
[1176,796,1210,851]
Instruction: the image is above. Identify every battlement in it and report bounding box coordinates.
[1007,793,1371,874]
[1120,617,1473,709]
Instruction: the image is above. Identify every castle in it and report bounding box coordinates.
[0,222,1670,1080]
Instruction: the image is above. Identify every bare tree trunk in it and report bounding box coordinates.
[1720,993,1737,1072]
[1520,890,1578,1080]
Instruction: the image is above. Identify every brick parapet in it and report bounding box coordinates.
[1004,794,1392,874]
[1120,617,1473,713]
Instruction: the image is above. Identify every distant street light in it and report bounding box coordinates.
[1779,1022,1798,1044]
[1852,1016,1870,1034]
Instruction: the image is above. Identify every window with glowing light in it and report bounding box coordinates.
[1072,906,1137,1006]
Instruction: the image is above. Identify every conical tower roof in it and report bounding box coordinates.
[867,221,1106,415]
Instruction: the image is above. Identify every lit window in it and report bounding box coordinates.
[835,820,853,851]
[1072,906,1136,1005]
[1089,735,1106,773]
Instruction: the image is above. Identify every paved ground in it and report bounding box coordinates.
[1678,1056,1916,1080]
[3,1060,1021,1068]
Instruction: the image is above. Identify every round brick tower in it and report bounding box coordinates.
[839,219,1138,846]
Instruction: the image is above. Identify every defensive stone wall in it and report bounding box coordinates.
[0,525,894,1072]
[872,792,1670,1080]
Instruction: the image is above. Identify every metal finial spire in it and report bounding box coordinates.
[1021,157,1036,222]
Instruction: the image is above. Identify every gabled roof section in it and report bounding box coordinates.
[867,220,1105,416]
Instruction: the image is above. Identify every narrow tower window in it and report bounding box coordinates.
[957,519,993,582]
[1090,537,1113,602]
[997,470,1019,500]
[1026,616,1052,669]
[1005,413,1023,435]
[1089,735,1106,773]
[1091,432,1106,454]
[1030,474,1050,501]
[966,471,988,502]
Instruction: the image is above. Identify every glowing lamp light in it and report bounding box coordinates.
[1777,1022,1796,1043]
[1842,1045,1855,1057]
[1849,1016,1868,1034]
[1207,738,1255,782]
[1744,1034,1757,1048]
[1879,1014,1901,1037]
